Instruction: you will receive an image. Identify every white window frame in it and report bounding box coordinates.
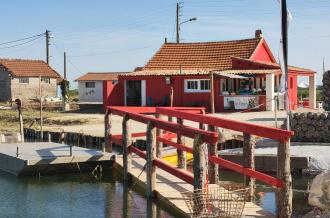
[41,77,50,84]
[85,81,95,88]
[19,77,29,84]
[184,79,210,93]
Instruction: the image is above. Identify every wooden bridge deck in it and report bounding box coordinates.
[114,154,274,218]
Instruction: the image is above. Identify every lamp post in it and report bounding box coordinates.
[176,3,197,43]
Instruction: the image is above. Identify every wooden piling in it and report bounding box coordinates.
[243,133,256,202]
[207,125,218,184]
[18,106,24,143]
[177,118,186,169]
[48,132,51,142]
[193,134,207,190]
[199,109,206,130]
[60,131,65,144]
[276,141,292,217]
[146,121,156,198]
[122,114,132,182]
[104,109,112,152]
[155,114,163,158]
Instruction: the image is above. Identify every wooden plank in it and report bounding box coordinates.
[114,154,274,217]
[156,107,293,142]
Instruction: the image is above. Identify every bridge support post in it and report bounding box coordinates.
[207,125,219,184]
[199,109,206,130]
[177,118,186,169]
[146,121,156,199]
[104,109,112,152]
[193,134,207,215]
[276,141,292,217]
[155,113,163,158]
[122,114,132,182]
[243,133,256,202]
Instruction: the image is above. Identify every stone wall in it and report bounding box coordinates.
[291,112,330,142]
[10,76,57,102]
[0,66,11,102]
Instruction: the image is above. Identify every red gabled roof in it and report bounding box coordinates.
[143,37,262,71]
[75,72,129,81]
[231,57,316,73]
[0,58,62,79]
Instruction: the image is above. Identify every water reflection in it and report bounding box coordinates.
[0,170,175,218]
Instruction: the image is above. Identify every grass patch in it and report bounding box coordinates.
[0,109,92,133]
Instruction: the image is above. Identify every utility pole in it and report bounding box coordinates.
[323,57,326,73]
[39,76,43,140]
[45,30,51,64]
[176,2,181,43]
[62,52,69,111]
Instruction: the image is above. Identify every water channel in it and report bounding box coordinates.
[0,139,313,217]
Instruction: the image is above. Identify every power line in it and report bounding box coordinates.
[69,44,157,58]
[0,35,44,50]
[0,33,44,46]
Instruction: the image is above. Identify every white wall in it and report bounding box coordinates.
[78,81,103,102]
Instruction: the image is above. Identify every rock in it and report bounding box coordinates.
[309,171,330,210]
[303,209,330,218]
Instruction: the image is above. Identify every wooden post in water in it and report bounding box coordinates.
[155,113,163,158]
[177,118,186,169]
[48,132,51,142]
[104,109,112,152]
[243,133,256,202]
[193,134,207,215]
[193,134,207,189]
[122,114,132,182]
[207,125,218,184]
[146,121,156,199]
[60,131,65,144]
[276,141,292,217]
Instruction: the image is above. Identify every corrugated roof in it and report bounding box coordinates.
[0,58,62,79]
[143,38,262,71]
[75,72,129,81]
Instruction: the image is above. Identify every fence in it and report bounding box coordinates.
[105,106,293,217]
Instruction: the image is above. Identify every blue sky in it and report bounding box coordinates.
[0,0,329,87]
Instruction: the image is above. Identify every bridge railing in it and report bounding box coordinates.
[105,106,293,216]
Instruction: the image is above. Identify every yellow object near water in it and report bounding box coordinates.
[162,152,193,165]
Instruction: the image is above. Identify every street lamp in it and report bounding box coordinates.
[176,17,197,43]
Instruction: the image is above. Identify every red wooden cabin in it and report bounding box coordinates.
[103,30,316,112]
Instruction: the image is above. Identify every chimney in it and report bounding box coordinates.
[164,37,168,43]
[255,29,263,38]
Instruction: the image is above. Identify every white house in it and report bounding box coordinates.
[75,72,124,104]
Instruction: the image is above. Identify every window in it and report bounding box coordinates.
[200,80,210,90]
[41,77,50,84]
[187,80,198,90]
[184,79,210,92]
[19,77,29,84]
[85,82,95,88]
[221,79,233,93]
